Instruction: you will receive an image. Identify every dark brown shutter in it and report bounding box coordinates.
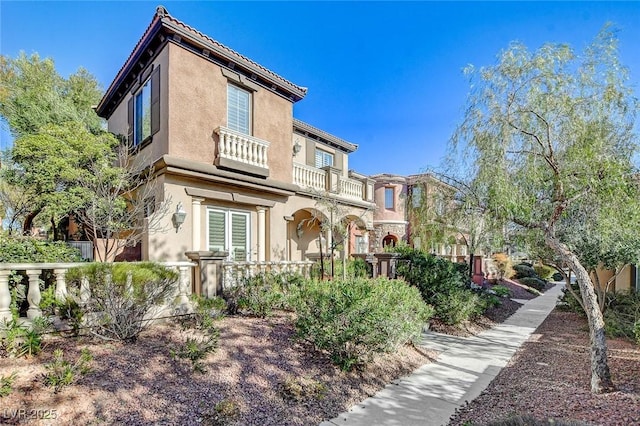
[305,139,315,166]
[150,65,160,136]
[127,97,134,145]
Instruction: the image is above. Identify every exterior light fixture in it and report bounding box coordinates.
[292,140,302,156]
[172,202,187,232]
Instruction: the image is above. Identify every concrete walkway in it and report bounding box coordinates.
[321,283,564,426]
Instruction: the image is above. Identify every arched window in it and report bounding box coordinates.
[382,234,397,248]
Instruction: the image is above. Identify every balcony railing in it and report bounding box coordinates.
[215,126,270,171]
[293,163,369,202]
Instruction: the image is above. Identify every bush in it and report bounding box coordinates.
[518,276,547,291]
[603,291,640,343]
[291,277,433,370]
[1,317,49,357]
[435,288,486,325]
[534,264,555,280]
[512,264,537,279]
[223,272,304,317]
[43,348,92,393]
[492,285,511,298]
[280,375,327,401]
[557,283,584,314]
[0,372,17,397]
[492,253,514,280]
[552,271,565,281]
[393,247,488,325]
[67,262,178,342]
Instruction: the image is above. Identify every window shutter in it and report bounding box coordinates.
[150,65,160,136]
[315,149,323,168]
[227,84,250,134]
[305,140,315,166]
[127,97,134,145]
[208,211,226,252]
[231,213,247,261]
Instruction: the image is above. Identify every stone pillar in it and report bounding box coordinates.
[257,207,266,262]
[0,270,12,323]
[175,266,193,313]
[185,251,228,298]
[53,269,68,302]
[191,197,204,251]
[26,269,42,320]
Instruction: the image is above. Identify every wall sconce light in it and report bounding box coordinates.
[292,140,302,156]
[172,202,187,232]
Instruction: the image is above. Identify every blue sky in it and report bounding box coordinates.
[1,1,639,176]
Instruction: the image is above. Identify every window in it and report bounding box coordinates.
[384,187,394,209]
[134,80,151,144]
[412,186,422,208]
[128,65,160,147]
[227,84,251,134]
[354,235,367,254]
[208,208,250,261]
[315,149,334,168]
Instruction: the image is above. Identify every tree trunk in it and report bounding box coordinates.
[22,208,42,235]
[545,233,615,393]
[469,253,475,279]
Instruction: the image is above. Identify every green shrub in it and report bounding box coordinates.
[393,247,488,325]
[533,264,555,280]
[347,257,370,278]
[43,348,92,393]
[280,375,327,401]
[552,271,565,281]
[491,285,511,298]
[0,372,17,397]
[171,331,219,373]
[67,262,178,342]
[1,317,49,357]
[291,277,433,370]
[435,289,486,325]
[224,272,303,316]
[603,291,640,342]
[512,264,537,279]
[518,276,547,291]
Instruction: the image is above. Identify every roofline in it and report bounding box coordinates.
[293,118,357,153]
[97,6,307,117]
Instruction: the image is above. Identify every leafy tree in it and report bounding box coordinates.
[450,25,639,393]
[0,52,102,137]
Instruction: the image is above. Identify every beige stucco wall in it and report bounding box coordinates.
[107,47,170,165]
[166,43,294,183]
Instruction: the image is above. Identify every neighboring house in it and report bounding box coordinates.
[95,6,375,264]
[371,173,468,262]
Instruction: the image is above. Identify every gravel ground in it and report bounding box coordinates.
[449,309,640,426]
[0,313,435,425]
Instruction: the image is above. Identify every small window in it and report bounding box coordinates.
[315,149,334,168]
[134,79,152,145]
[384,187,394,209]
[412,186,422,208]
[227,84,251,134]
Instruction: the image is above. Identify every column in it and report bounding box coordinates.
[192,197,204,251]
[26,269,43,320]
[0,270,12,323]
[257,206,266,262]
[53,268,68,302]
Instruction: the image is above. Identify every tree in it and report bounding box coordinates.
[0,52,103,138]
[73,141,171,262]
[450,25,639,393]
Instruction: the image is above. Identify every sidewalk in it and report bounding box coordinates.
[321,283,564,426]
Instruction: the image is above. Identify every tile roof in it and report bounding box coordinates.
[97,6,307,116]
[293,118,358,153]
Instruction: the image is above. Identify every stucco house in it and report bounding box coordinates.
[370,173,469,261]
[95,6,375,268]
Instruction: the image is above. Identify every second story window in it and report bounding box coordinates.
[315,149,334,168]
[228,84,251,134]
[134,79,152,145]
[412,186,422,208]
[385,187,395,209]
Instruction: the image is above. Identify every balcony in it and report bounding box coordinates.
[293,163,374,203]
[215,126,270,177]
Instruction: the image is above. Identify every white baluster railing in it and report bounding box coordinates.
[222,260,315,289]
[215,126,270,169]
[339,177,364,200]
[293,163,326,191]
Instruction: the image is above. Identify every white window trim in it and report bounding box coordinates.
[206,207,251,261]
[384,187,395,210]
[315,148,334,169]
[227,84,252,135]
